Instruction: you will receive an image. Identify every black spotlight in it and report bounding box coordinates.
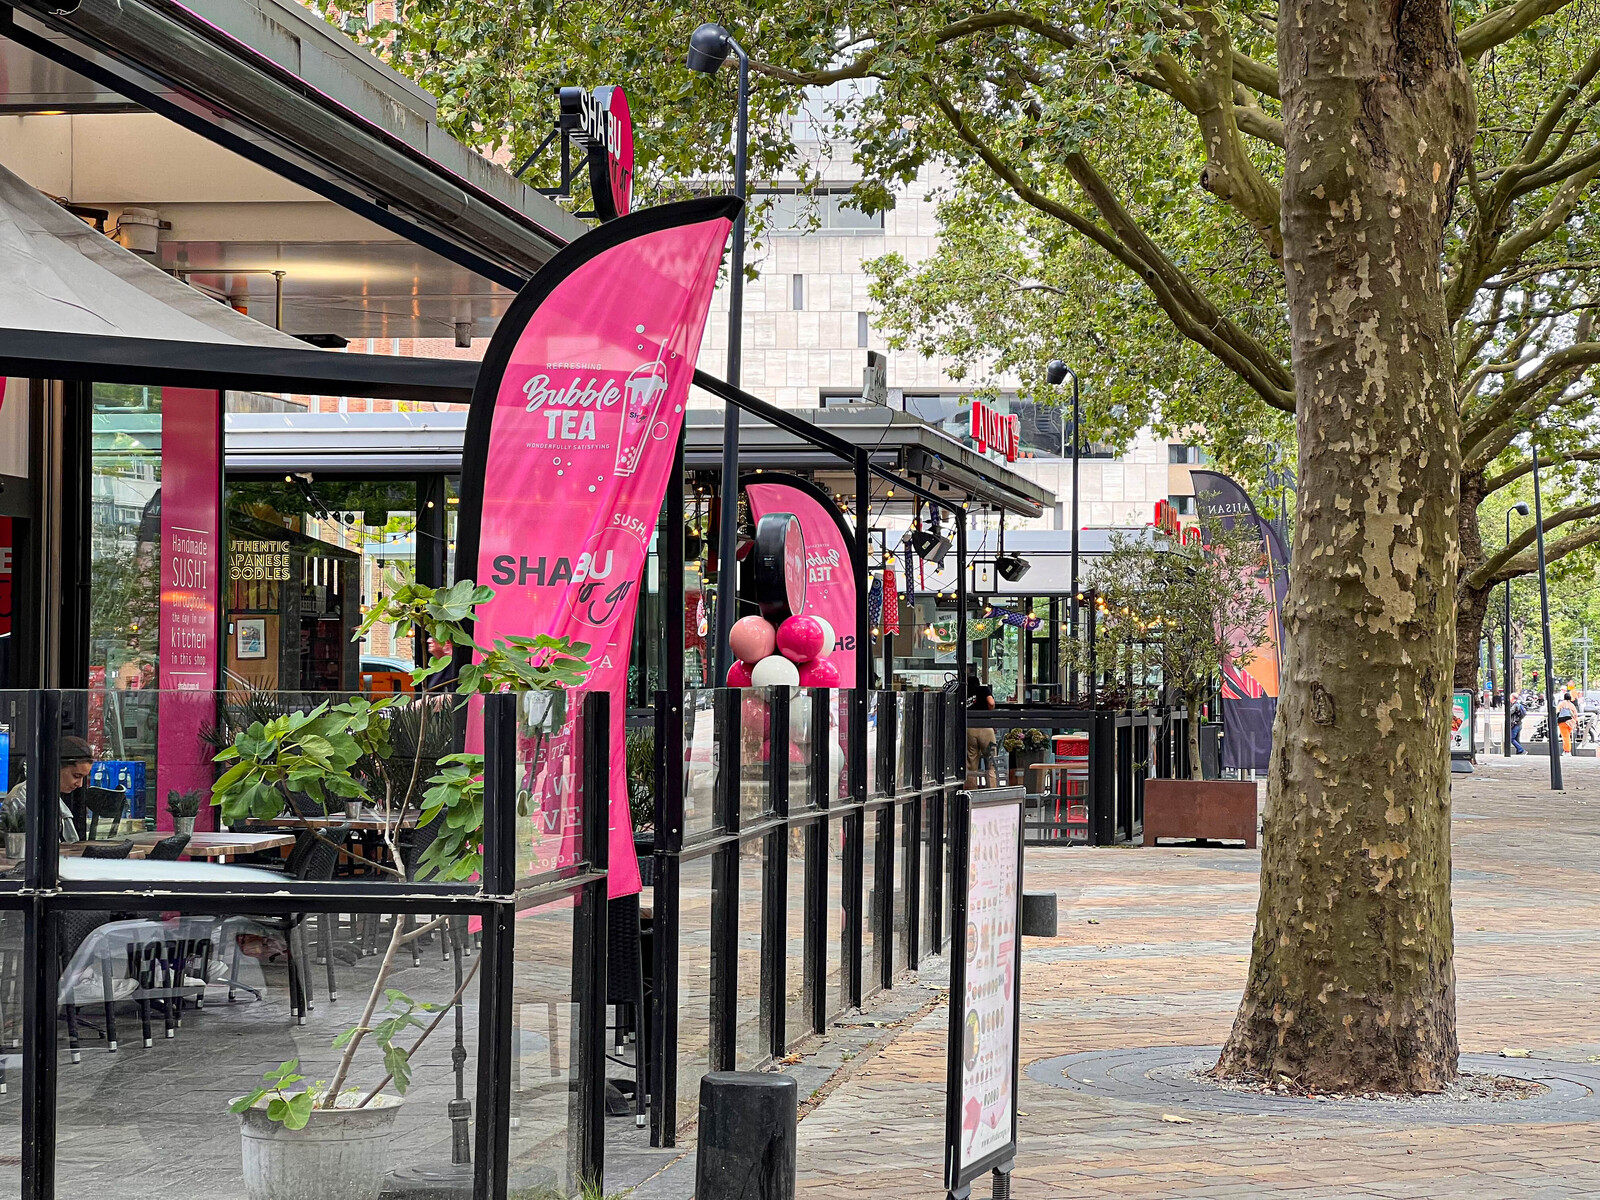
[995,553,1031,583]
[686,22,733,73]
[908,528,951,566]
[1046,359,1069,385]
[685,526,704,561]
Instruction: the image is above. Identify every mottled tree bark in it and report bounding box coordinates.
[1216,0,1473,1091]
[1454,477,1491,691]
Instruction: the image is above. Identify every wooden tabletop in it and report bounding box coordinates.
[126,831,297,858]
[247,812,421,833]
[1028,762,1087,772]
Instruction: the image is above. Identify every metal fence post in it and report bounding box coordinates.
[710,691,740,1072]
[576,693,610,1186]
[472,691,518,1200]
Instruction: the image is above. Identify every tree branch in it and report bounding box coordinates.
[1484,447,1600,494]
[925,86,1294,411]
[1458,0,1582,59]
[1478,516,1600,587]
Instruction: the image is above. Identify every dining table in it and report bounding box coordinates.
[125,831,297,863]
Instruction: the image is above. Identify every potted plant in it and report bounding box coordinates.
[1070,516,1276,846]
[0,801,25,860]
[166,788,204,836]
[1003,728,1050,786]
[215,571,592,1200]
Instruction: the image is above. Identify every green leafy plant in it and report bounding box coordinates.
[625,728,655,833]
[165,788,205,819]
[216,568,593,1126]
[229,1060,321,1130]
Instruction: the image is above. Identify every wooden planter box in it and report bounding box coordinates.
[1143,779,1258,848]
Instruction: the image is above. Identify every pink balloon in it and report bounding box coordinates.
[730,615,777,664]
[776,614,827,663]
[726,660,754,687]
[798,657,841,688]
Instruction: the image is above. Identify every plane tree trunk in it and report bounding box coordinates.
[1215,0,1473,1092]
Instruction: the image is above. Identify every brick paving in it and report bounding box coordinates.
[792,755,1600,1199]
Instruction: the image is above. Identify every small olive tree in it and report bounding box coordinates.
[1071,517,1278,777]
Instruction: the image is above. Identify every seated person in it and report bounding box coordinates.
[3,735,95,843]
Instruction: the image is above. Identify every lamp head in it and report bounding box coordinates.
[1046,359,1069,386]
[1512,501,1531,517]
[687,23,733,73]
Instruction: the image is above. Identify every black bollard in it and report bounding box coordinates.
[695,1071,798,1200]
[1020,892,1058,938]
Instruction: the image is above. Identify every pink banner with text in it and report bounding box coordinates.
[157,389,222,832]
[746,476,858,687]
[459,198,739,897]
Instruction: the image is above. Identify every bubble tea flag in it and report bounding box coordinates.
[456,197,740,897]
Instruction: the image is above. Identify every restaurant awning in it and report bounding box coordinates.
[0,159,476,403]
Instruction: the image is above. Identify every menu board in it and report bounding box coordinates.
[946,791,1023,1191]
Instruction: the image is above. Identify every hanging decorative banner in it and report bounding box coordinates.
[882,566,901,636]
[1192,470,1287,773]
[456,197,739,899]
[867,574,883,631]
[746,474,859,687]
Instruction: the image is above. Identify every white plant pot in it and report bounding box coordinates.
[173,816,197,837]
[237,1096,403,1200]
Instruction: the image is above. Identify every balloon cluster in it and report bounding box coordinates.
[726,612,841,688]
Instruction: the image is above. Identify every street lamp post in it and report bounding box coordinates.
[1530,446,1562,790]
[1046,360,1079,701]
[1504,501,1529,757]
[687,21,750,682]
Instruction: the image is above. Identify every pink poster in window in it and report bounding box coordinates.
[746,475,859,686]
[157,389,221,832]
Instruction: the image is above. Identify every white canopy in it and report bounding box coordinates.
[0,158,304,349]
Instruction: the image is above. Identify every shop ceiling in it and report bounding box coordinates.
[0,0,587,342]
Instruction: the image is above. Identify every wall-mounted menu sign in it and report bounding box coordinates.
[230,538,292,581]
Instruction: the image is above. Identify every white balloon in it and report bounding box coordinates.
[750,654,801,687]
[812,616,836,659]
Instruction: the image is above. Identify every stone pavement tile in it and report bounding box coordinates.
[784,757,1600,1199]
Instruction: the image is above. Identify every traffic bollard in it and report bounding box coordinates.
[695,1071,798,1200]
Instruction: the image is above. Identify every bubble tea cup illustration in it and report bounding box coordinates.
[615,336,669,476]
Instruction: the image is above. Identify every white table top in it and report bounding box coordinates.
[61,859,293,884]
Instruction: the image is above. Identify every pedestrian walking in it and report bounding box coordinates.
[1510,695,1527,754]
[1556,691,1578,755]
[965,669,998,788]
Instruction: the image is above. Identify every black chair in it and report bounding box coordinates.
[148,835,190,861]
[80,787,127,841]
[58,911,115,1062]
[229,826,349,1019]
[606,892,648,1127]
[80,841,134,860]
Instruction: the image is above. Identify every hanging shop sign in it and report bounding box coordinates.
[1152,498,1201,544]
[561,84,635,222]
[457,196,738,899]
[746,474,860,686]
[229,538,292,582]
[157,389,223,834]
[945,786,1024,1197]
[969,401,1019,462]
[1192,471,1288,773]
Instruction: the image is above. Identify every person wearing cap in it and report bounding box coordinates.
[2,735,94,843]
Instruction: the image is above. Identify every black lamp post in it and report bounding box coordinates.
[687,21,750,682]
[1046,359,1080,700]
[1504,501,1529,757]
[1531,446,1562,790]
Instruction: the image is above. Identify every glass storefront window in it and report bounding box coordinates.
[222,479,416,693]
